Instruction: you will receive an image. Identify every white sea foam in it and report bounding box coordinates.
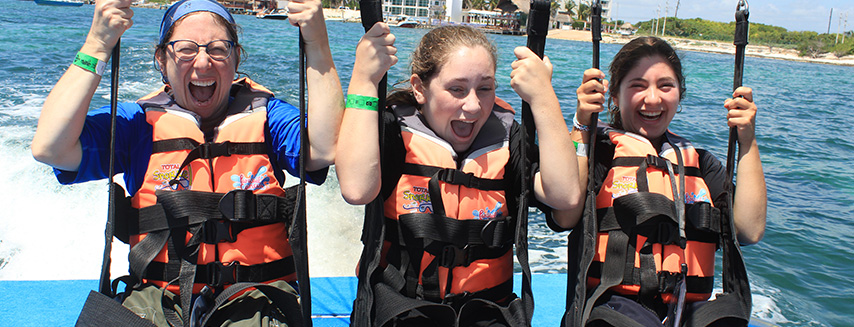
[0,91,363,279]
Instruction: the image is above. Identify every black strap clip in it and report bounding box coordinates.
[440,245,472,268]
[645,154,671,170]
[439,169,474,188]
[207,261,237,288]
[480,217,510,248]
[203,219,237,243]
[219,189,256,221]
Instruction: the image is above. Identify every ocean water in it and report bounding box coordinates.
[1,1,853,326]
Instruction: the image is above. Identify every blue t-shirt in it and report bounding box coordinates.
[55,97,327,195]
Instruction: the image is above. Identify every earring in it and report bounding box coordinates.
[677,104,683,113]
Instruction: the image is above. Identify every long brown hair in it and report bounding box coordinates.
[607,36,686,129]
[387,25,498,107]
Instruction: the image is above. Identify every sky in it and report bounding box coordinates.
[604,0,853,33]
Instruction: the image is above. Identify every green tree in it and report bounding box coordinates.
[578,1,590,22]
[564,0,576,17]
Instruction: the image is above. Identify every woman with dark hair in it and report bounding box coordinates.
[337,24,583,326]
[562,36,766,326]
[31,0,342,325]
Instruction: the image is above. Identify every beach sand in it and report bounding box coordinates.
[547,29,854,67]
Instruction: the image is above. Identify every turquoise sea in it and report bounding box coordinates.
[1,1,853,326]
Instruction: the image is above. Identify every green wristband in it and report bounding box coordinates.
[346,94,379,111]
[73,51,106,76]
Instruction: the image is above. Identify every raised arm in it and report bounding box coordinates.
[509,47,583,216]
[725,86,767,244]
[559,68,609,229]
[336,23,397,204]
[31,0,133,171]
[288,0,344,171]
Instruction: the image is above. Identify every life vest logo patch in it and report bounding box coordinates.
[152,163,191,191]
[402,186,433,213]
[231,166,272,191]
[472,202,503,220]
[611,176,638,198]
[686,189,711,204]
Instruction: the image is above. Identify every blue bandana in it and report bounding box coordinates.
[159,0,235,44]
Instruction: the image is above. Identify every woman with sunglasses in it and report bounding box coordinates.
[31,0,343,325]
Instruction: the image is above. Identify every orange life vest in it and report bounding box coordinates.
[381,98,517,302]
[127,78,296,295]
[588,128,721,304]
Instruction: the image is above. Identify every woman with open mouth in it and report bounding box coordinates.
[30,0,343,325]
[336,24,583,326]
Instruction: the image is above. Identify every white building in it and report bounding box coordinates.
[558,0,613,22]
[384,0,448,22]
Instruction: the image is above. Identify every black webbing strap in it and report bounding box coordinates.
[75,290,157,327]
[128,229,170,285]
[586,304,647,327]
[373,281,456,327]
[397,213,515,248]
[352,2,387,324]
[586,262,715,295]
[152,138,199,153]
[402,163,507,191]
[580,228,629,324]
[685,293,750,326]
[125,188,297,237]
[168,141,267,187]
[565,188,599,327]
[612,156,702,178]
[442,277,514,308]
[197,282,304,327]
[143,258,296,287]
[421,165,507,218]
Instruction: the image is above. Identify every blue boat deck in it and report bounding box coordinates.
[0,274,771,326]
[0,274,565,326]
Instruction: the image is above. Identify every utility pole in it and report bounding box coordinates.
[661,0,668,37]
[828,8,833,34]
[674,0,680,18]
[655,5,660,35]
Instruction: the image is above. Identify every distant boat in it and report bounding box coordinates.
[34,0,84,6]
[388,15,421,28]
[257,8,288,20]
[396,18,419,28]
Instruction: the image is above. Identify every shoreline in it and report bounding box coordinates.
[546,29,854,67]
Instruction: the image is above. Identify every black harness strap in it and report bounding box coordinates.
[197,282,304,327]
[397,213,515,248]
[143,258,296,286]
[75,291,157,327]
[152,138,199,153]
[402,163,508,191]
[167,141,268,187]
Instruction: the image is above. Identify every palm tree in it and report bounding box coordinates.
[578,0,590,22]
[564,0,575,18]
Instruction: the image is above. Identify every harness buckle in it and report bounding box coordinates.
[198,142,213,159]
[480,218,509,248]
[442,290,472,308]
[219,189,256,221]
[645,154,671,170]
[203,219,237,243]
[440,245,470,268]
[221,141,234,156]
[207,261,237,288]
[441,169,474,187]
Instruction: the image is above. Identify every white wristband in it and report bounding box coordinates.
[573,114,590,131]
[574,142,588,157]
